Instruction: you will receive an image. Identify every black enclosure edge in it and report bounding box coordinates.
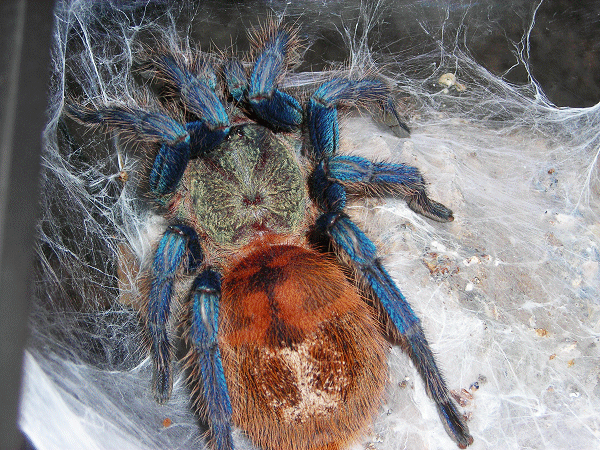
[0,1,55,449]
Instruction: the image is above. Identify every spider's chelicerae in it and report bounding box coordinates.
[66,21,473,450]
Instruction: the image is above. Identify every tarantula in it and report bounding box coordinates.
[66,21,473,450]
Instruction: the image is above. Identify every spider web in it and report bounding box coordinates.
[21,1,600,449]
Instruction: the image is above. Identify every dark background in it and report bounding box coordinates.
[0,1,598,449]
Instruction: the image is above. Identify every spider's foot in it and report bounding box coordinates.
[151,354,173,403]
[382,97,410,138]
[438,400,474,449]
[407,193,454,222]
[405,326,472,448]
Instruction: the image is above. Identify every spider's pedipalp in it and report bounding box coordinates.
[249,31,287,97]
[142,54,239,193]
[149,55,229,127]
[223,59,247,103]
[328,155,454,222]
[147,224,203,403]
[147,54,231,157]
[247,29,302,130]
[313,211,472,448]
[186,269,233,450]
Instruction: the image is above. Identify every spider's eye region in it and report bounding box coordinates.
[242,193,263,206]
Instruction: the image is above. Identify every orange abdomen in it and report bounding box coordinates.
[220,243,388,450]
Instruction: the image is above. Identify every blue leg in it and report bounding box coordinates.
[328,155,454,222]
[247,29,302,130]
[148,54,230,157]
[64,103,189,143]
[187,270,233,450]
[307,78,394,159]
[147,224,203,403]
[149,138,192,195]
[313,211,472,448]
[308,161,347,212]
[185,121,228,158]
[64,103,192,196]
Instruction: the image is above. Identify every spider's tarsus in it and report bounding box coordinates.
[150,327,173,403]
[407,195,454,222]
[440,400,474,448]
[405,325,472,448]
[383,96,411,138]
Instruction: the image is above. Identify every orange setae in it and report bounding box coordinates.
[220,241,389,450]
